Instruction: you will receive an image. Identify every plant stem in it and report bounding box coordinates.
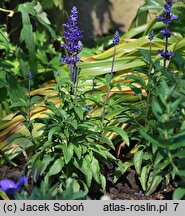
[110,45,116,80]
[27,77,35,153]
[101,84,111,125]
[164,24,169,72]
[69,63,74,94]
[145,39,153,126]
[0,149,17,167]
[164,128,178,172]
[74,62,80,95]
[101,43,117,130]
[28,78,31,123]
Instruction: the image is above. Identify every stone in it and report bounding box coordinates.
[64,0,145,42]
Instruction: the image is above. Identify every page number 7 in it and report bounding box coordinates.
[173,203,179,211]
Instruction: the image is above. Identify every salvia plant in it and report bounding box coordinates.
[21,7,126,194]
[136,0,185,198]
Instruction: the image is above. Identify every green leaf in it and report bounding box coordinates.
[173,150,185,158]
[13,138,33,149]
[32,159,44,182]
[34,2,51,24]
[62,143,74,164]
[114,161,133,183]
[34,3,56,38]
[74,157,92,188]
[48,126,60,141]
[0,71,7,88]
[174,37,185,52]
[19,59,30,78]
[107,126,129,146]
[170,133,185,150]
[48,158,64,176]
[37,50,48,65]
[129,84,142,97]
[0,29,10,51]
[18,2,36,59]
[30,96,41,105]
[53,0,63,10]
[71,119,78,130]
[134,150,143,175]
[80,58,145,77]
[145,175,163,196]
[7,73,27,104]
[90,156,101,184]
[99,134,115,150]
[74,106,85,120]
[174,170,185,177]
[139,49,151,62]
[0,87,7,102]
[40,0,54,9]
[140,129,165,148]
[151,100,163,120]
[117,160,132,174]
[173,187,185,200]
[100,174,106,192]
[0,190,9,200]
[154,160,170,172]
[123,73,147,88]
[90,145,107,159]
[139,165,150,191]
[105,73,111,85]
[40,155,54,176]
[74,145,82,160]
[61,178,87,200]
[82,156,93,187]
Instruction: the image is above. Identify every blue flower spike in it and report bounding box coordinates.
[60,6,83,94]
[60,6,83,65]
[156,0,178,66]
[27,72,32,80]
[113,31,120,46]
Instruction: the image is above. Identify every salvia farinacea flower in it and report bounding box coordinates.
[157,49,174,60]
[56,71,61,76]
[27,71,32,80]
[113,31,120,46]
[156,0,178,68]
[148,30,154,41]
[156,1,178,24]
[0,176,28,195]
[160,28,172,38]
[110,31,120,80]
[60,6,83,94]
[60,6,83,65]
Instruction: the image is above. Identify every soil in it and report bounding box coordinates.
[88,163,175,200]
[105,168,174,200]
[0,163,174,200]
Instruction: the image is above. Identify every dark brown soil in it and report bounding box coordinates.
[106,168,174,200]
[0,164,174,200]
[98,162,174,200]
